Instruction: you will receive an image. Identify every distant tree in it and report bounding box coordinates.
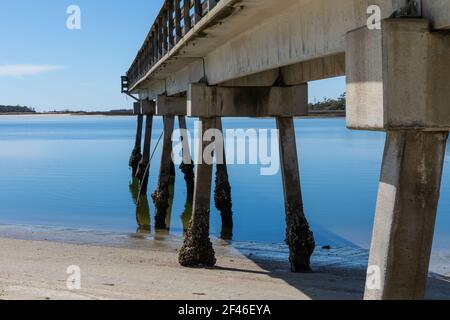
[309,93,346,111]
[0,105,36,113]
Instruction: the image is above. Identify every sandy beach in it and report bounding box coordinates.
[1,235,449,300]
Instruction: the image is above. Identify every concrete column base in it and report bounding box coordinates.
[365,131,448,300]
[179,206,216,267]
[152,181,170,229]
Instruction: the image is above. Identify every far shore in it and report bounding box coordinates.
[0,111,134,116]
[0,110,346,118]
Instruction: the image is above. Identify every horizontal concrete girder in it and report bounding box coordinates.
[187,83,308,118]
[156,95,187,116]
[133,102,141,115]
[134,100,156,115]
[346,18,450,131]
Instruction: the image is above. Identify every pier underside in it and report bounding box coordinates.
[124,0,450,300]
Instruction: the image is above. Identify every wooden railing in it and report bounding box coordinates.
[123,0,220,92]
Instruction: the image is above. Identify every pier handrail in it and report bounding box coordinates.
[123,0,220,92]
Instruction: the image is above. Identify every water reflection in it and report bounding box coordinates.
[10,116,450,250]
[136,196,151,234]
[181,198,193,233]
[221,221,233,241]
[165,174,176,231]
[129,179,151,234]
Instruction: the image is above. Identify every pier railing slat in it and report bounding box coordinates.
[124,0,220,91]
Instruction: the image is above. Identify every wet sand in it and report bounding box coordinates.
[0,235,449,300]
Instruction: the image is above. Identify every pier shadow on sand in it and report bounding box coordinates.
[214,241,450,300]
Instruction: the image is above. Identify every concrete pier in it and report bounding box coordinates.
[152,116,175,229]
[129,103,143,177]
[346,18,450,299]
[213,118,233,240]
[136,100,156,193]
[277,117,315,272]
[136,114,153,194]
[178,115,195,198]
[179,117,217,267]
[123,0,450,297]
[137,114,153,194]
[364,131,448,300]
[178,83,313,268]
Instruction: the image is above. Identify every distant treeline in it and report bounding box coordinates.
[46,109,133,115]
[0,105,36,113]
[309,93,346,111]
[0,105,133,115]
[1,96,346,115]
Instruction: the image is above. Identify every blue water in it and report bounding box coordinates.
[0,115,449,251]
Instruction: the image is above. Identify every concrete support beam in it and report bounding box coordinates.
[141,99,156,115]
[276,117,315,272]
[137,80,166,101]
[166,59,205,96]
[129,114,143,177]
[133,99,156,115]
[131,99,155,180]
[281,54,345,85]
[178,116,195,197]
[220,69,280,87]
[133,102,141,115]
[136,115,153,195]
[187,83,308,118]
[152,116,175,229]
[365,131,448,300]
[213,118,233,240]
[179,117,217,267]
[346,18,450,131]
[156,95,187,116]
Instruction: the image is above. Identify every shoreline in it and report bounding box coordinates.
[0,111,346,118]
[0,223,448,300]
[0,112,133,116]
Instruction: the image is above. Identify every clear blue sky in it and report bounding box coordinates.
[0,1,344,111]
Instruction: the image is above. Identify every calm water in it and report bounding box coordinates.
[0,115,449,251]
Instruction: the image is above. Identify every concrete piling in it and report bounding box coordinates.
[136,115,153,194]
[276,117,315,273]
[178,115,195,198]
[213,118,233,240]
[179,117,217,267]
[152,116,175,229]
[129,113,143,177]
[364,131,448,300]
